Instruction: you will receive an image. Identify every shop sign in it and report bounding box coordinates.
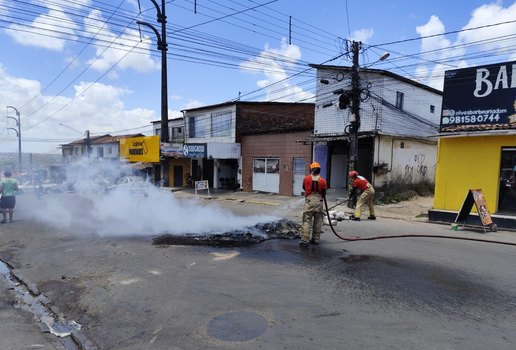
[120,135,160,163]
[183,143,207,158]
[161,143,184,158]
[441,60,516,130]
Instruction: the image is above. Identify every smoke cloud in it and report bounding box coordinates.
[28,159,277,236]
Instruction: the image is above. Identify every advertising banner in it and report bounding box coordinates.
[441,61,516,130]
[120,135,160,163]
[182,143,207,158]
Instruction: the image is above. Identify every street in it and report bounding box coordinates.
[1,191,515,349]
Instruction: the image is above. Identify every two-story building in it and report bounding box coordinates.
[150,117,187,187]
[306,64,442,189]
[181,101,314,195]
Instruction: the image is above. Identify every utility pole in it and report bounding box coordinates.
[348,41,361,206]
[6,106,22,174]
[86,130,91,159]
[137,0,169,143]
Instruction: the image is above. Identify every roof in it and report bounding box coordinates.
[440,124,516,133]
[309,64,443,96]
[60,133,144,147]
[181,101,315,113]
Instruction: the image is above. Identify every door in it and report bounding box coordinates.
[293,158,306,196]
[498,148,516,213]
[173,165,183,187]
[252,158,280,193]
[330,154,347,188]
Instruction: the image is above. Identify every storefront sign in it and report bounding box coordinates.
[455,189,493,227]
[161,143,184,158]
[120,135,160,163]
[183,143,207,158]
[441,60,516,130]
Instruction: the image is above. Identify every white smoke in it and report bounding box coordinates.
[28,159,277,236]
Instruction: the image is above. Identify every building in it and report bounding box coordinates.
[61,134,143,163]
[306,64,442,189]
[429,60,516,228]
[181,101,314,195]
[151,117,188,187]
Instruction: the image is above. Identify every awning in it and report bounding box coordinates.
[129,162,155,169]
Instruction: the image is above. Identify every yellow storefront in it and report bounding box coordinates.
[430,60,516,227]
[434,134,516,214]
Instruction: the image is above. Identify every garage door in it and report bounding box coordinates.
[252,158,280,193]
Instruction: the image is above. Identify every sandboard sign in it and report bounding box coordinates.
[455,189,497,232]
[194,180,210,196]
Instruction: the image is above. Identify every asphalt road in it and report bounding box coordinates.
[1,192,515,349]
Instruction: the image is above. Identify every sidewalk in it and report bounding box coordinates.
[167,186,433,221]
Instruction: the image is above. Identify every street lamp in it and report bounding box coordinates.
[6,106,22,174]
[136,0,169,143]
[59,123,91,158]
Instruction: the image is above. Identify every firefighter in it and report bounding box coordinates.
[348,170,376,221]
[300,162,328,248]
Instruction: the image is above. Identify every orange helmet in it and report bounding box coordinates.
[309,162,321,169]
[348,170,358,178]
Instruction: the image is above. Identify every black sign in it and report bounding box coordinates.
[441,60,516,130]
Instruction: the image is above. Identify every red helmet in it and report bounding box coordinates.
[348,170,358,178]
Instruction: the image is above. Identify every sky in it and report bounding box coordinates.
[1,0,516,154]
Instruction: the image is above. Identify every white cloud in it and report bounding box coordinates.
[240,38,314,102]
[415,3,516,90]
[84,10,160,74]
[349,28,374,43]
[457,2,516,59]
[0,66,156,153]
[6,9,79,51]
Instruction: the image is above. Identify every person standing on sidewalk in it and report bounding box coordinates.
[0,170,19,223]
[348,171,375,221]
[300,162,328,248]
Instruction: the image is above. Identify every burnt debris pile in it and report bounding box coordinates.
[152,219,301,247]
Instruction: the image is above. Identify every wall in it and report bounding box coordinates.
[314,68,441,136]
[168,158,191,187]
[434,134,516,212]
[373,136,437,187]
[241,131,312,196]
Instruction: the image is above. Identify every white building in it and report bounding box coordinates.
[307,64,442,188]
[60,134,143,163]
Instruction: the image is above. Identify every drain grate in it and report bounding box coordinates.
[207,311,269,341]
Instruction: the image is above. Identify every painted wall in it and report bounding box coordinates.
[372,136,437,187]
[434,135,516,213]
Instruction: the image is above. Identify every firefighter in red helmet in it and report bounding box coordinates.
[300,162,328,248]
[348,170,376,221]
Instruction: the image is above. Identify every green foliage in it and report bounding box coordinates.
[376,179,434,204]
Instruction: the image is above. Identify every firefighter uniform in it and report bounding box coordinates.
[301,167,327,246]
[350,172,375,220]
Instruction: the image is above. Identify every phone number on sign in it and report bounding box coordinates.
[442,114,500,125]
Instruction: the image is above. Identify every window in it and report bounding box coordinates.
[211,111,232,137]
[189,115,209,138]
[430,105,435,113]
[396,91,404,110]
[155,128,161,136]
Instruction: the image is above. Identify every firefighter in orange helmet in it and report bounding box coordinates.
[300,162,328,248]
[348,170,376,221]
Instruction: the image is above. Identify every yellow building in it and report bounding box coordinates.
[430,60,516,228]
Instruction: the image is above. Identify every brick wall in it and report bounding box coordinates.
[236,103,314,141]
[241,131,312,196]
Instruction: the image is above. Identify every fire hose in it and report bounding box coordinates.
[323,196,516,247]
